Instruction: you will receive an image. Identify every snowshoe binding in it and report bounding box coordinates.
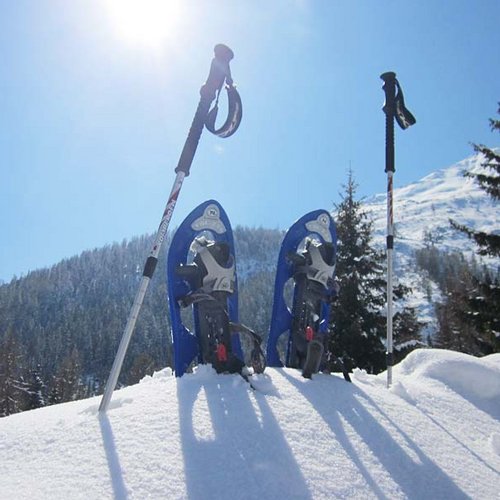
[167,200,265,378]
[266,210,337,378]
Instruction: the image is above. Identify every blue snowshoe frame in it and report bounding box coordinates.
[167,200,243,377]
[266,210,337,367]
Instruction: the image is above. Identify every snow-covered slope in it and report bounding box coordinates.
[1,349,499,499]
[366,153,499,259]
[363,153,499,333]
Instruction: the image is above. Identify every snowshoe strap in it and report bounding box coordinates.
[177,291,217,308]
[306,243,335,287]
[305,325,314,342]
[293,243,335,289]
[230,322,266,374]
[197,244,235,293]
[216,343,228,362]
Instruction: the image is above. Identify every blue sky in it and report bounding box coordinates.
[0,0,498,281]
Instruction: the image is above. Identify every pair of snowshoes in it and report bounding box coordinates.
[167,200,340,380]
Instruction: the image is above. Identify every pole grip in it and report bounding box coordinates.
[202,44,234,100]
[175,44,235,176]
[381,72,396,173]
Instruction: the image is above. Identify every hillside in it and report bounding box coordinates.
[365,153,499,259]
[364,153,500,333]
[1,349,499,499]
[0,228,283,398]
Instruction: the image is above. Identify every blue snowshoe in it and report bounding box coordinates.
[167,200,265,378]
[266,210,338,378]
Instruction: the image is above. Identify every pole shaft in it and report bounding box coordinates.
[99,172,185,412]
[385,105,395,174]
[386,171,394,388]
[381,71,396,388]
[175,99,212,176]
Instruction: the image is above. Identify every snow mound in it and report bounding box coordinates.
[2,351,500,499]
[139,366,173,384]
[395,349,500,400]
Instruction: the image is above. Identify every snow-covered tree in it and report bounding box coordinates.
[47,377,62,406]
[327,172,386,373]
[0,329,29,416]
[27,364,46,410]
[452,106,500,257]
[328,171,423,373]
[450,105,500,353]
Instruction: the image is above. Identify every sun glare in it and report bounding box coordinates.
[106,0,182,47]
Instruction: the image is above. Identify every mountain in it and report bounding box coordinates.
[1,349,499,499]
[365,153,499,260]
[363,153,499,333]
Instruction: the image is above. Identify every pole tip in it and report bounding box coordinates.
[214,44,234,63]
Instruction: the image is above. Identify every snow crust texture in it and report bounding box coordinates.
[1,349,499,499]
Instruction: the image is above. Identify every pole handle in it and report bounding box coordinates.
[202,44,234,100]
[381,71,397,118]
[175,44,237,176]
[381,72,396,173]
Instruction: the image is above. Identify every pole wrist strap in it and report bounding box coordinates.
[205,84,242,138]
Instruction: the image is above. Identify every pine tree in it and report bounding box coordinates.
[57,347,83,402]
[47,377,62,406]
[434,265,484,355]
[27,364,46,410]
[127,352,155,385]
[416,241,498,355]
[451,105,500,256]
[328,171,423,373]
[392,307,425,364]
[450,105,500,353]
[328,172,387,373]
[0,329,28,416]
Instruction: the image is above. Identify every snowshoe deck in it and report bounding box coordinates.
[167,200,244,377]
[266,210,337,378]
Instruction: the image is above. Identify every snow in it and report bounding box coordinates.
[365,153,500,261]
[363,152,500,338]
[1,349,499,499]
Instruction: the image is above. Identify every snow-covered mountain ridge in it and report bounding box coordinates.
[1,349,499,499]
[365,153,499,260]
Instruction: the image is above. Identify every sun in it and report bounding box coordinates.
[106,0,182,47]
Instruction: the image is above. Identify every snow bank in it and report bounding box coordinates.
[1,350,500,499]
[394,349,500,400]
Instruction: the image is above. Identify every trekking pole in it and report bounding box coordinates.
[380,71,415,389]
[99,44,242,412]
